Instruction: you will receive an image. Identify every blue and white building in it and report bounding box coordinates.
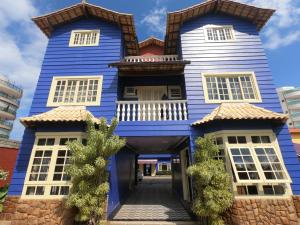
[6,0,300,224]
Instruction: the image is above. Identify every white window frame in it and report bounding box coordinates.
[168,86,182,100]
[207,130,292,198]
[69,30,100,47]
[47,75,103,107]
[204,25,235,42]
[202,72,262,103]
[21,132,86,199]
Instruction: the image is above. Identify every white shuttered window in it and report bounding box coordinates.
[69,30,100,47]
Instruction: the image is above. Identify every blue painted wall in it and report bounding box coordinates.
[9,17,122,195]
[108,147,136,218]
[180,13,300,194]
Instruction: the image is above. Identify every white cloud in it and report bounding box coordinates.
[141,7,167,37]
[0,0,47,140]
[240,0,300,49]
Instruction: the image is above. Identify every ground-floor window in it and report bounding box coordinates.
[210,130,292,197]
[22,132,85,199]
[158,163,171,172]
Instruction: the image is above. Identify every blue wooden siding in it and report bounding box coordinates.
[108,147,136,218]
[9,17,123,195]
[180,14,300,194]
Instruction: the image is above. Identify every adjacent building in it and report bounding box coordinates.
[0,75,22,139]
[277,87,300,128]
[0,74,22,187]
[1,1,300,225]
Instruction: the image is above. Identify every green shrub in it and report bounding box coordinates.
[187,136,233,225]
[66,117,125,225]
[0,169,8,213]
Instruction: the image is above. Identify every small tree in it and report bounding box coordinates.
[0,169,8,213]
[187,136,233,225]
[66,117,126,225]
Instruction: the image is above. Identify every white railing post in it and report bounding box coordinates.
[132,103,136,121]
[168,103,172,120]
[117,103,121,121]
[138,103,141,121]
[157,103,161,121]
[173,103,178,121]
[178,102,182,120]
[142,103,146,121]
[126,103,131,121]
[163,103,167,120]
[121,103,125,121]
[183,102,187,120]
[147,104,151,121]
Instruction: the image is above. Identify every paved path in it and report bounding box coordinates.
[113,176,192,221]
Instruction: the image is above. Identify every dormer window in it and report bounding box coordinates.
[69,30,100,47]
[204,25,235,42]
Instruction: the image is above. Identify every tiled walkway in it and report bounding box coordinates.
[113,176,192,221]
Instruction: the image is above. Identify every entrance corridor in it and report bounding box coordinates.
[113,176,192,221]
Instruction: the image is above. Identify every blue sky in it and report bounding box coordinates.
[0,0,300,140]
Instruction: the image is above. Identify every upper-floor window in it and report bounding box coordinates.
[204,25,235,42]
[22,133,86,199]
[69,30,100,47]
[210,130,292,197]
[47,76,103,107]
[202,72,261,103]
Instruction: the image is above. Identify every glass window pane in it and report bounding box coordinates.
[35,186,45,195]
[228,136,237,144]
[251,136,260,143]
[237,136,246,144]
[261,136,271,143]
[37,139,46,146]
[26,186,35,195]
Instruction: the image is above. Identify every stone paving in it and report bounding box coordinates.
[113,176,192,221]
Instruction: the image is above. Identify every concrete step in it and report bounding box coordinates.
[0,221,11,225]
[108,221,199,225]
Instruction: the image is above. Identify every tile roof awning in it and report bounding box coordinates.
[20,106,100,127]
[192,103,288,126]
[32,2,139,56]
[165,0,275,54]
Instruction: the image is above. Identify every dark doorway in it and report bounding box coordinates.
[143,164,152,176]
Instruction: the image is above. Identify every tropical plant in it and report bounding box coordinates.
[0,169,8,213]
[187,136,233,225]
[66,117,126,225]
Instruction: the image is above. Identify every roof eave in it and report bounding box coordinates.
[32,2,139,55]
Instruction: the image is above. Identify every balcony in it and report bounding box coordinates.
[0,79,22,98]
[0,120,13,130]
[0,91,20,106]
[0,106,16,120]
[285,90,300,99]
[116,100,188,122]
[109,55,190,74]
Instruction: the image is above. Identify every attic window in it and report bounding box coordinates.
[204,25,235,42]
[69,30,100,47]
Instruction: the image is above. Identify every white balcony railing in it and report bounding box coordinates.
[123,55,179,63]
[116,100,188,122]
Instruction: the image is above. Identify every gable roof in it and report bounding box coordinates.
[139,36,164,49]
[165,0,275,54]
[20,106,100,127]
[192,103,287,126]
[32,2,139,56]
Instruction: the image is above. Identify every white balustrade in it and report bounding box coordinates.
[116,100,188,122]
[124,55,179,63]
